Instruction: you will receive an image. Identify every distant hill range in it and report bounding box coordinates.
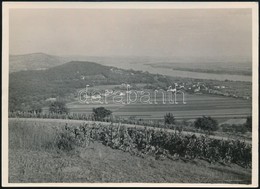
[9,53,252,80]
[9,53,71,73]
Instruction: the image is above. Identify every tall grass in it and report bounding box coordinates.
[9,120,55,151]
[9,120,79,153]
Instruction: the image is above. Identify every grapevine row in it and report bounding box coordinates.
[59,122,251,168]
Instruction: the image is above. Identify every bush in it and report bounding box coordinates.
[244,116,252,131]
[164,113,175,125]
[49,101,68,114]
[56,131,76,152]
[194,116,218,132]
[92,107,112,121]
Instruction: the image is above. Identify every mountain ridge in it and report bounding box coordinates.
[10,52,252,73]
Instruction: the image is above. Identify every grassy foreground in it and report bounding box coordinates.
[8,119,251,183]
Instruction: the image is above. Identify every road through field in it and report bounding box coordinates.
[9,118,252,144]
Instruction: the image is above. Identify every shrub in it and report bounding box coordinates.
[55,130,76,152]
[164,113,175,125]
[92,107,112,121]
[194,116,218,132]
[244,116,252,131]
[49,101,68,114]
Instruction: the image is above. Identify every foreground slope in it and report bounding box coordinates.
[9,143,251,183]
[9,118,251,183]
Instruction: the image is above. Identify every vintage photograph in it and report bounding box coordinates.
[2,2,258,187]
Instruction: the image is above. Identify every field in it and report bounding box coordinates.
[9,119,252,184]
[66,93,252,122]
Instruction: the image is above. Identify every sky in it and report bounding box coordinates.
[9,8,252,60]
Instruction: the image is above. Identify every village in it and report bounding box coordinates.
[181,81,251,100]
[44,80,251,105]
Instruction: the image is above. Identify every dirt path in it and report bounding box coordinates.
[9,118,251,144]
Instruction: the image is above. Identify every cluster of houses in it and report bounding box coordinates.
[172,82,250,100]
[185,82,226,94]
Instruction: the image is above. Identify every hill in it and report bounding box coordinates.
[9,61,167,112]
[9,53,71,73]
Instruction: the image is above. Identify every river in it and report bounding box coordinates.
[100,62,252,82]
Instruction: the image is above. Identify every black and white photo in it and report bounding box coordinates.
[2,2,258,187]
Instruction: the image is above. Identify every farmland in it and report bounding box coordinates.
[9,119,252,183]
[65,93,252,122]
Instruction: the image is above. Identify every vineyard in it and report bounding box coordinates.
[57,122,252,168]
[8,112,252,168]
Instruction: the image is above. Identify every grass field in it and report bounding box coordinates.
[9,119,252,184]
